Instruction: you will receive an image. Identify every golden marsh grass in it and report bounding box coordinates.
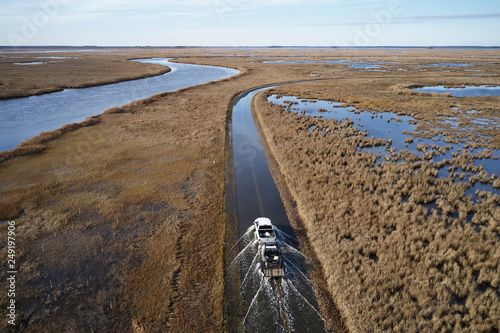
[1,47,499,331]
[253,61,500,331]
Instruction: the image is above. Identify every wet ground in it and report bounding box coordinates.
[226,87,327,332]
[412,85,500,97]
[268,94,499,219]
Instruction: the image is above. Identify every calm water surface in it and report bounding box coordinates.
[0,58,239,151]
[229,86,327,333]
[413,85,500,97]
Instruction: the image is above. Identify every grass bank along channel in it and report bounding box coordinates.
[252,78,500,332]
[0,55,243,332]
[224,84,346,332]
[0,58,238,152]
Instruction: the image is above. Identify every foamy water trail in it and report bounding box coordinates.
[228,239,256,270]
[230,224,326,332]
[283,256,313,286]
[243,280,265,325]
[275,227,299,244]
[282,279,325,320]
[229,225,255,253]
[280,242,307,258]
[241,253,260,290]
[280,283,296,331]
[263,281,282,327]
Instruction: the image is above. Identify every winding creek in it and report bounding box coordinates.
[0,58,239,151]
[5,56,498,330]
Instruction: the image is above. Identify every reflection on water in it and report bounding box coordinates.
[268,95,500,200]
[412,85,500,97]
[228,86,327,332]
[0,58,239,151]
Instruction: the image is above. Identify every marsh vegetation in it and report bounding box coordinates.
[0,47,319,332]
[0,50,171,99]
[254,67,500,331]
[1,47,499,332]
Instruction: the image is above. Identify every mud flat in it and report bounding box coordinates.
[253,60,500,331]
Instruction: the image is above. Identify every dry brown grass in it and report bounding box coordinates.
[1,47,499,332]
[253,51,500,332]
[0,116,101,164]
[0,50,170,99]
[0,47,324,332]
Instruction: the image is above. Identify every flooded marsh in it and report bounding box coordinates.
[251,52,500,331]
[413,85,500,97]
[1,47,499,332]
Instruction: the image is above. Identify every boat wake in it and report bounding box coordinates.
[227,224,326,332]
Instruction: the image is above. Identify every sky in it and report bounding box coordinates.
[1,0,499,47]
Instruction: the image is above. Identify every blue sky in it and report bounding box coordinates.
[1,0,499,46]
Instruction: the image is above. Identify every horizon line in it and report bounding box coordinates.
[1,45,500,49]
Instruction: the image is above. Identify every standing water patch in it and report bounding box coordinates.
[267,95,500,202]
[412,85,500,97]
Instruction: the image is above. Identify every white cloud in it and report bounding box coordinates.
[175,25,261,34]
[0,0,376,23]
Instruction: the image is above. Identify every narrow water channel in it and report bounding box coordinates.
[226,86,327,332]
[0,58,239,151]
